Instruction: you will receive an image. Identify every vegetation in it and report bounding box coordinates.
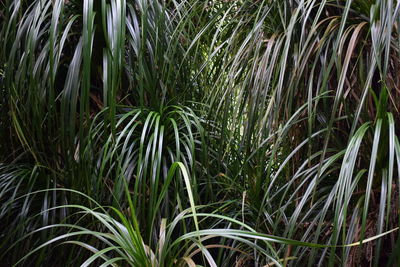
[1,0,400,266]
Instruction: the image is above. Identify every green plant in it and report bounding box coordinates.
[1,0,400,266]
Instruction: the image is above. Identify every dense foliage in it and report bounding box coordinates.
[1,0,400,266]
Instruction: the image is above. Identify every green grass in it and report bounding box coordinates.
[1,0,400,266]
